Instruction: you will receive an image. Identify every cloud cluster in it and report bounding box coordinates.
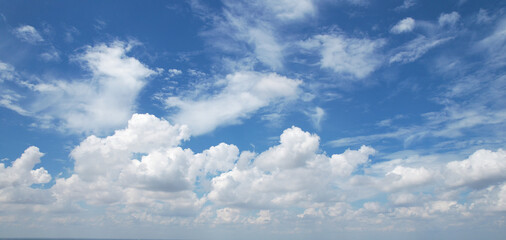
[2,113,505,232]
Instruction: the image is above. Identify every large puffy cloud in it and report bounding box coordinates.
[300,34,386,79]
[71,113,190,181]
[0,146,51,189]
[166,71,301,135]
[1,41,155,134]
[51,113,239,218]
[446,149,506,188]
[382,166,434,192]
[0,147,52,205]
[255,126,320,171]
[330,145,376,177]
[208,127,376,208]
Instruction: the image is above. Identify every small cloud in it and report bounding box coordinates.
[187,68,206,78]
[168,68,183,77]
[390,36,453,64]
[0,157,8,162]
[64,26,80,43]
[391,17,416,34]
[476,9,493,24]
[94,19,107,30]
[13,25,44,44]
[40,50,60,62]
[395,0,416,11]
[307,107,325,130]
[439,12,460,27]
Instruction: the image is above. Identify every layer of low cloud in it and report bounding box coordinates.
[1,114,505,234]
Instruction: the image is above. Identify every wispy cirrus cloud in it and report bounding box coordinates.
[300,34,386,79]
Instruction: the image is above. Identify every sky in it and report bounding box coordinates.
[0,0,505,239]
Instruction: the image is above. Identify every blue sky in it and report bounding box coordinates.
[0,0,505,239]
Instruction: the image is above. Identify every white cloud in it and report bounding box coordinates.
[259,0,316,21]
[390,36,453,64]
[391,17,416,34]
[301,34,386,79]
[166,71,301,135]
[3,116,506,231]
[13,25,43,44]
[395,0,416,10]
[307,107,325,130]
[446,148,506,188]
[255,126,320,171]
[208,128,375,208]
[3,41,155,134]
[476,17,506,68]
[382,166,433,191]
[438,12,460,27]
[167,68,182,77]
[204,1,285,70]
[215,207,241,223]
[0,146,51,189]
[71,113,190,182]
[52,114,204,214]
[40,49,60,62]
[468,182,506,212]
[389,192,417,205]
[0,147,52,206]
[330,145,376,177]
[246,27,284,69]
[0,61,16,82]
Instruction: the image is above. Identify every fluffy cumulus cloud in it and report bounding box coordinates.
[446,149,506,188]
[13,25,44,44]
[391,17,416,34]
[0,147,51,205]
[166,71,301,135]
[2,113,506,232]
[0,146,50,189]
[208,127,376,208]
[2,41,155,134]
[300,34,386,79]
[382,166,433,191]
